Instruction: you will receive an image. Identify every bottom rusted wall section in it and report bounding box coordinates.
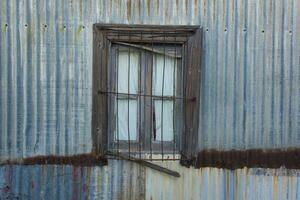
[180,148,300,169]
[0,153,107,167]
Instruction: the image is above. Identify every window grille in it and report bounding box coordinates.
[92,24,202,162]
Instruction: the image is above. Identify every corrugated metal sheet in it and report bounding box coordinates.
[1,0,299,159]
[197,0,300,151]
[0,0,299,158]
[0,160,145,200]
[146,161,300,200]
[1,161,300,199]
[0,0,300,199]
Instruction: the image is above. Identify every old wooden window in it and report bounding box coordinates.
[92,24,202,161]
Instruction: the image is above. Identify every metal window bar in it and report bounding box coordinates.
[159,35,166,161]
[113,41,181,58]
[127,31,131,157]
[173,32,177,160]
[138,32,142,160]
[116,33,120,156]
[98,91,183,100]
[149,31,154,161]
[182,37,187,158]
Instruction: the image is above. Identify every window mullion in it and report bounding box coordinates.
[143,50,153,159]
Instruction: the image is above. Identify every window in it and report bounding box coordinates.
[92,24,202,160]
[107,44,183,156]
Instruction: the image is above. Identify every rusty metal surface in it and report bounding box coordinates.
[185,148,300,169]
[0,160,300,199]
[0,153,107,167]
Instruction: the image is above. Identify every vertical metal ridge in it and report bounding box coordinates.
[288,0,294,147]
[232,0,239,147]
[223,0,229,149]
[251,0,257,149]
[6,0,13,158]
[282,0,292,147]
[54,0,61,155]
[35,0,42,156]
[73,0,79,154]
[260,0,267,148]
[270,0,276,148]
[291,0,299,146]
[279,0,285,147]
[45,0,51,155]
[63,0,70,155]
[242,0,248,150]
[273,0,282,148]
[27,0,34,156]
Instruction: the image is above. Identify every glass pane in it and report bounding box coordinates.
[115,99,137,141]
[153,100,174,141]
[117,50,139,94]
[152,55,177,96]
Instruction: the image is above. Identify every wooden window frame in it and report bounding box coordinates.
[92,24,202,159]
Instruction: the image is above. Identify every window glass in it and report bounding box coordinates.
[114,47,178,143]
[115,50,139,141]
[152,55,177,96]
[116,99,138,141]
[152,54,177,142]
[117,51,139,94]
[153,100,174,141]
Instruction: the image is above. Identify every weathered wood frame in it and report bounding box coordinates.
[92,24,202,159]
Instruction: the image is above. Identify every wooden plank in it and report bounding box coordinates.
[92,26,110,155]
[113,42,182,58]
[106,151,181,177]
[92,26,101,154]
[94,23,199,32]
[183,28,202,158]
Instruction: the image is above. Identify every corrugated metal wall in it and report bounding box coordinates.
[1,0,299,159]
[0,0,300,199]
[1,161,300,200]
[197,0,300,151]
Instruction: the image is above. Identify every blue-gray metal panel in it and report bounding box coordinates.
[0,161,300,200]
[0,160,145,200]
[145,161,300,200]
[0,0,299,158]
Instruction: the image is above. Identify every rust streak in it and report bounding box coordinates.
[181,148,300,170]
[1,153,107,167]
[147,0,151,15]
[127,0,131,22]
